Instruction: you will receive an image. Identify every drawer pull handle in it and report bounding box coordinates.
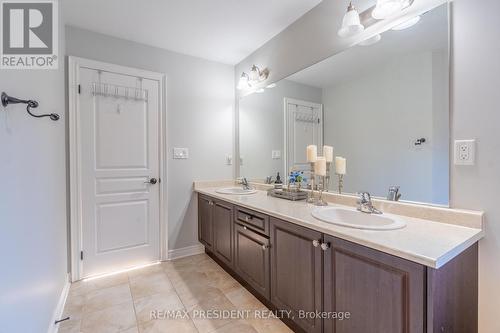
[320,242,331,251]
[312,240,320,247]
[244,215,253,222]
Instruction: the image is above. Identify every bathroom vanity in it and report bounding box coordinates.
[195,185,483,333]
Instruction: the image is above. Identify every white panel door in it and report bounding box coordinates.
[78,67,160,278]
[285,98,323,176]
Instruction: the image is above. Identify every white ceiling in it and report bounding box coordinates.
[287,3,448,88]
[62,0,322,65]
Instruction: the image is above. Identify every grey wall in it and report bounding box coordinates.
[236,0,500,331]
[0,14,68,333]
[451,0,500,331]
[239,79,321,180]
[66,26,235,251]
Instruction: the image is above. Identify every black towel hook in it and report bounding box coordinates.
[1,92,60,121]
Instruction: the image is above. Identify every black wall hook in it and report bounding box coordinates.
[1,92,60,121]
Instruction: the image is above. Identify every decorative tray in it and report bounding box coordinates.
[267,188,308,201]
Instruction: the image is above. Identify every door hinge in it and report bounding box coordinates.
[80,251,83,260]
[78,84,81,94]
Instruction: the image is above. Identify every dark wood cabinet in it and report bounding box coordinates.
[212,200,234,267]
[323,235,425,333]
[270,217,323,333]
[197,194,478,333]
[233,223,270,300]
[198,195,214,250]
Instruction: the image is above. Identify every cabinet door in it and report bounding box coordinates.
[270,217,323,333]
[212,200,234,267]
[198,195,213,250]
[234,223,270,300]
[323,235,425,333]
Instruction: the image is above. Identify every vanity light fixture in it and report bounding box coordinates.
[237,65,270,90]
[392,15,421,30]
[372,0,403,20]
[249,65,269,84]
[338,1,365,38]
[237,72,251,90]
[359,34,382,46]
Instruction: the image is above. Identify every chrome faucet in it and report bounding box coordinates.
[357,192,382,214]
[387,186,401,201]
[239,178,251,190]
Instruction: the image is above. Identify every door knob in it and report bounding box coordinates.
[144,178,158,185]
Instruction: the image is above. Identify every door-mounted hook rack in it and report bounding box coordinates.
[1,92,60,121]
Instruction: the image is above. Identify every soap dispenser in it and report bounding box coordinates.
[274,172,283,189]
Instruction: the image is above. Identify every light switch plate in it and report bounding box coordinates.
[454,139,475,165]
[272,150,281,159]
[225,154,232,165]
[173,148,189,159]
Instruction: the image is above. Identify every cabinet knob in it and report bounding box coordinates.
[320,242,331,251]
[262,244,270,250]
[312,240,320,247]
[243,226,247,230]
[245,215,252,222]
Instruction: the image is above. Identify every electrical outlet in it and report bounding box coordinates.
[454,139,475,165]
[272,150,281,159]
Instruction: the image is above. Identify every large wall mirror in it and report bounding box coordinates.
[238,3,449,206]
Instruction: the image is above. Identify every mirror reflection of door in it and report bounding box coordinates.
[284,98,323,179]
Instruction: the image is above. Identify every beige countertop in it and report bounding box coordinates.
[194,185,484,269]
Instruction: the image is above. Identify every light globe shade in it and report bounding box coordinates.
[237,73,250,90]
[338,4,364,38]
[392,15,421,30]
[249,66,260,82]
[372,0,403,20]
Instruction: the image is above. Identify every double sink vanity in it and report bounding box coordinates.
[200,3,485,332]
[194,181,484,333]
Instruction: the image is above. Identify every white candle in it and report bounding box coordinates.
[306,145,317,163]
[335,157,346,175]
[315,157,327,176]
[323,145,334,163]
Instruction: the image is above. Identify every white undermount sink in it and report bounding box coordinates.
[215,187,258,195]
[311,207,406,231]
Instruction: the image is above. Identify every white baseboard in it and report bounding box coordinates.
[167,244,205,260]
[48,274,71,333]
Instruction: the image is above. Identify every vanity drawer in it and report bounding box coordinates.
[234,206,269,236]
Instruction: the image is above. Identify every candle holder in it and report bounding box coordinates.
[325,162,332,192]
[337,173,344,194]
[307,162,317,204]
[315,176,328,206]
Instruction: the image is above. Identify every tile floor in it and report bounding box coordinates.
[59,254,292,333]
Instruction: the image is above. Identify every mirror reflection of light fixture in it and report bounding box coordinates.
[249,65,269,84]
[372,0,403,20]
[237,65,270,90]
[256,88,265,93]
[266,83,277,89]
[359,34,381,46]
[392,15,421,30]
[237,72,251,90]
[338,1,364,38]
